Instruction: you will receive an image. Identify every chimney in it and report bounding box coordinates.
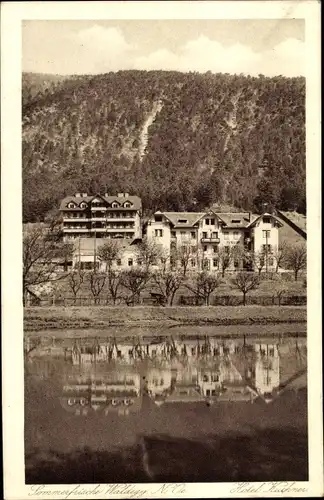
[117,193,124,198]
[105,193,109,197]
[82,193,87,197]
[75,193,81,197]
[249,211,252,221]
[124,192,129,198]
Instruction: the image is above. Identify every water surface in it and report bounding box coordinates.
[25,327,307,483]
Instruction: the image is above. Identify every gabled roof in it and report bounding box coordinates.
[162,212,205,228]
[154,210,280,229]
[60,194,142,211]
[213,212,258,229]
[217,384,256,402]
[247,212,283,229]
[165,387,204,403]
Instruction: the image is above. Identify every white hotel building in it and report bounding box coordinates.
[145,210,283,272]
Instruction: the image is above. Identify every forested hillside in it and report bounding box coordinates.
[22,70,306,222]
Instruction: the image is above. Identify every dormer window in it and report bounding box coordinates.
[178,219,187,224]
[67,202,76,209]
[231,219,241,224]
[112,202,119,208]
[80,202,87,209]
[124,201,132,208]
[263,216,271,224]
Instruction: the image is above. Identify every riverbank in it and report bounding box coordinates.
[24,305,307,332]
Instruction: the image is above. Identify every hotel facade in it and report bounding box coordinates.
[59,193,283,272]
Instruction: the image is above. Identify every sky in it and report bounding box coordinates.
[22,19,305,77]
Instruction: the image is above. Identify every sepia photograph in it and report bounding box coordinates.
[1,1,322,499]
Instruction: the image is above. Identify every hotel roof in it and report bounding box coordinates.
[60,194,142,211]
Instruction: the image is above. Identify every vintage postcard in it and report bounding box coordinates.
[1,1,322,498]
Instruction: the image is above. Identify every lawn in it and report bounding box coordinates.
[24,305,307,332]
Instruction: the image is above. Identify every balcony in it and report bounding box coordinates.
[63,217,90,222]
[201,237,220,244]
[90,227,135,232]
[106,214,135,220]
[91,216,107,222]
[63,227,90,232]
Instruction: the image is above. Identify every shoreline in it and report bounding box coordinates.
[24,305,307,332]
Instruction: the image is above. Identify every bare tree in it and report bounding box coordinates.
[97,240,123,304]
[177,244,195,276]
[284,243,307,281]
[87,272,107,304]
[218,247,232,277]
[272,280,288,306]
[185,271,222,306]
[253,251,266,276]
[106,269,123,305]
[97,240,121,272]
[231,272,260,306]
[218,244,243,277]
[67,270,84,305]
[135,238,162,271]
[121,268,151,305]
[272,241,289,273]
[23,225,72,305]
[152,270,184,306]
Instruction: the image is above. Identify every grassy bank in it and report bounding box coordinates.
[24,305,307,331]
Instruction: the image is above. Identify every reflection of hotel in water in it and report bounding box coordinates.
[25,335,307,414]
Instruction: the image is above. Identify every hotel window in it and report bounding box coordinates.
[213,246,218,253]
[205,219,210,225]
[155,229,163,237]
[202,232,207,239]
[262,244,271,253]
[211,218,215,225]
[212,231,218,239]
[203,245,207,252]
[263,230,271,238]
[191,259,196,267]
[263,216,271,224]
[268,257,274,266]
[171,231,176,237]
[213,258,218,268]
[224,232,229,240]
[191,232,196,239]
[180,231,186,236]
[116,259,122,266]
[233,231,240,240]
[112,202,119,208]
[128,259,133,266]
